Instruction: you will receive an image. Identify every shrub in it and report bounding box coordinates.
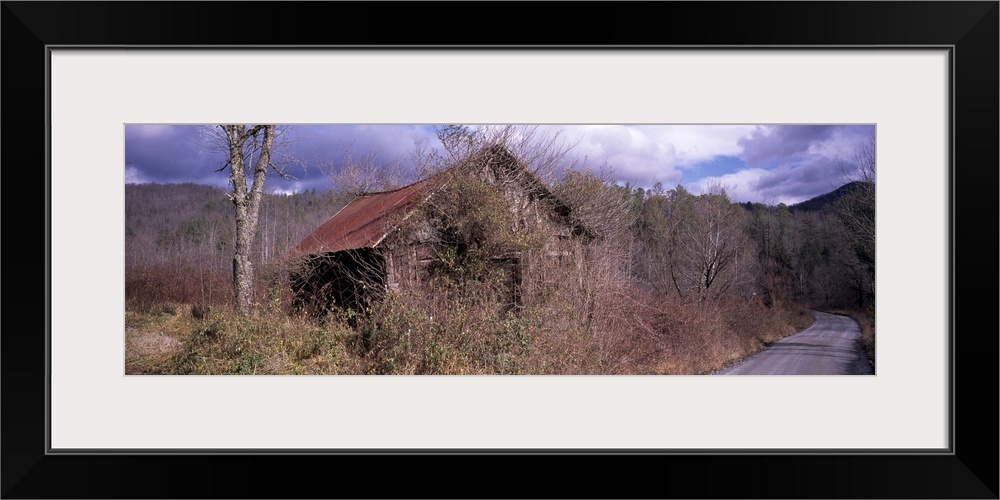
[191,303,210,320]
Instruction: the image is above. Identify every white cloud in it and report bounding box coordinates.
[687,168,770,204]
[124,165,148,184]
[646,125,757,167]
[544,124,759,187]
[270,182,303,196]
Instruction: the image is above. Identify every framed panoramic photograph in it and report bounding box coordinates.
[4,2,997,498]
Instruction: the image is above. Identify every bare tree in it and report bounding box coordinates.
[203,125,289,316]
[672,183,755,304]
[633,184,693,298]
[835,133,876,304]
[433,124,580,184]
[322,144,407,206]
[553,165,637,241]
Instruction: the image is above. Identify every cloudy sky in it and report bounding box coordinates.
[125,124,874,205]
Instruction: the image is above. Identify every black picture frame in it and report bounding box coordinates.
[3,2,996,498]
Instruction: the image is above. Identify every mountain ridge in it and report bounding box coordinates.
[788,181,870,212]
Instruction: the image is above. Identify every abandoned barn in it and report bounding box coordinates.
[285,144,592,316]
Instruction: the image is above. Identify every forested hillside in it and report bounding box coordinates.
[789,181,870,213]
[125,183,343,306]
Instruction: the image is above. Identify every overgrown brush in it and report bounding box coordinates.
[126,287,817,375]
[352,280,536,375]
[126,261,296,314]
[397,261,808,374]
[126,303,358,375]
[606,291,815,374]
[174,310,358,375]
[125,265,231,311]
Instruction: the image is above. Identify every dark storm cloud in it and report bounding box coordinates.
[125,124,875,204]
[289,125,441,184]
[294,125,438,164]
[689,125,875,204]
[124,125,228,186]
[744,125,875,202]
[124,125,444,194]
[688,159,843,205]
[752,157,845,203]
[739,125,835,167]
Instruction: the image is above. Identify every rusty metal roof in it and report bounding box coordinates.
[287,174,440,259]
[286,144,593,262]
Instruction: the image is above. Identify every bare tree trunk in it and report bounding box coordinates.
[225,125,275,316]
